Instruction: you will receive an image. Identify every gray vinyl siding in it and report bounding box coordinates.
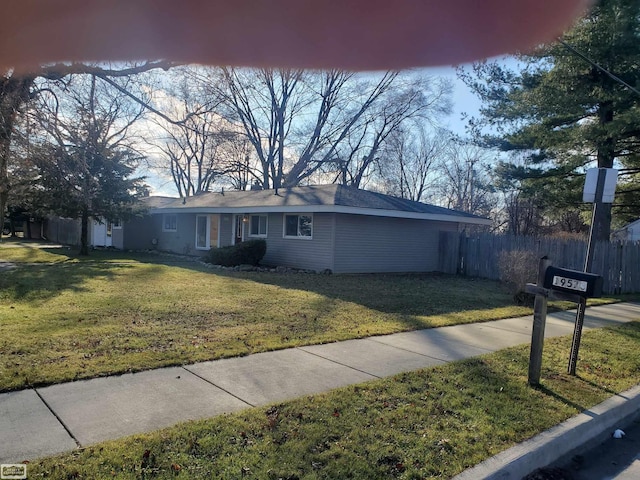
[124,213,232,254]
[157,213,203,256]
[123,214,202,256]
[333,214,458,273]
[261,212,334,272]
[122,211,461,271]
[122,215,155,250]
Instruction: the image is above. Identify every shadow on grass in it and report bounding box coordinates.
[222,270,522,319]
[71,249,506,325]
[0,243,560,330]
[532,384,589,412]
[453,354,627,429]
[603,321,640,341]
[0,245,195,304]
[575,376,619,397]
[0,262,137,302]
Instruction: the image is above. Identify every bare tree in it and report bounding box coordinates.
[437,142,497,217]
[224,139,256,191]
[212,68,306,189]
[333,75,451,189]
[145,69,237,197]
[0,61,172,228]
[380,126,449,202]
[30,74,148,254]
[206,68,451,190]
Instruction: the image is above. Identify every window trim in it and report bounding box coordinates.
[195,215,210,250]
[249,214,268,238]
[162,214,177,232]
[283,213,313,240]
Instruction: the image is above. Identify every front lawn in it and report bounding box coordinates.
[29,320,640,479]
[0,244,633,391]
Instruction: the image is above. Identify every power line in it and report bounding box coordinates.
[558,40,640,97]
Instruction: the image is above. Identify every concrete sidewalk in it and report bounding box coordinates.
[1,302,639,466]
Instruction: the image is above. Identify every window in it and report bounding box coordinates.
[249,215,267,237]
[112,219,122,229]
[162,214,177,232]
[196,215,208,249]
[283,214,312,239]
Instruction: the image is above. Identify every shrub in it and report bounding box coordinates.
[498,250,539,306]
[206,239,267,267]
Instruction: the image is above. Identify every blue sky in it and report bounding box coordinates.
[423,63,481,136]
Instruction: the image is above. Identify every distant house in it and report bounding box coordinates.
[43,217,123,248]
[121,184,490,274]
[612,219,640,243]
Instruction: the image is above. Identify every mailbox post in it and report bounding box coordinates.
[527,257,551,386]
[526,262,603,385]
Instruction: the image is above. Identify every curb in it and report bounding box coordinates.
[452,383,640,480]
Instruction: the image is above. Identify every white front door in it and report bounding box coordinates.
[92,219,112,247]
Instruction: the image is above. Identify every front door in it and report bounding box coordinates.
[92,219,112,247]
[234,215,245,245]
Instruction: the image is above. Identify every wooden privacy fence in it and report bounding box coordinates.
[438,232,640,294]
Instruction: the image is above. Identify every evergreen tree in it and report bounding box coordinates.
[461,0,640,238]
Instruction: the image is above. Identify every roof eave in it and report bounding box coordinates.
[149,204,492,226]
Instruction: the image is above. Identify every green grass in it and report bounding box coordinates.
[1,244,635,392]
[28,321,640,479]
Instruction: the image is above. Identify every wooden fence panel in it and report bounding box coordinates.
[438,231,640,294]
[438,231,460,274]
[624,243,640,293]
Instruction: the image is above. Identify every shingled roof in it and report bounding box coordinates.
[144,184,490,225]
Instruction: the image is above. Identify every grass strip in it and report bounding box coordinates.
[28,320,640,479]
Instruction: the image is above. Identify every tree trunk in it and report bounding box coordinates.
[80,208,89,256]
[0,133,10,238]
[593,101,615,242]
[0,76,35,236]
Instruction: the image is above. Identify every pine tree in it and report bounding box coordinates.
[461,0,640,238]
